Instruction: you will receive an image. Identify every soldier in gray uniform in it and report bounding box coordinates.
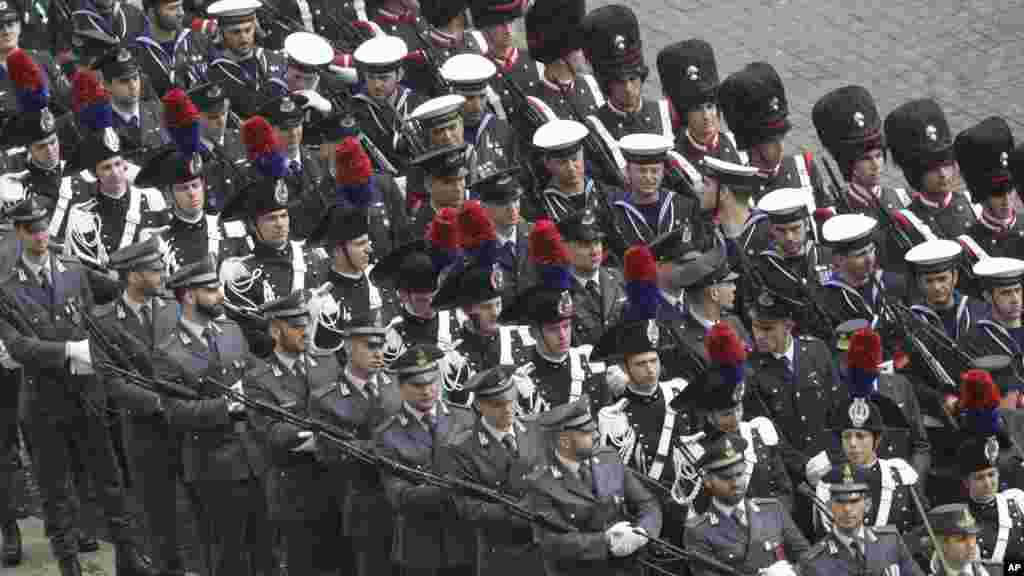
[525,396,661,576]
[800,463,923,576]
[885,99,977,240]
[923,504,992,576]
[242,289,344,576]
[446,366,547,576]
[0,197,156,576]
[373,343,477,576]
[404,142,470,243]
[159,255,273,576]
[559,209,625,347]
[684,431,810,576]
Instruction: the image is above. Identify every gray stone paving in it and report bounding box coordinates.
[588,0,1024,187]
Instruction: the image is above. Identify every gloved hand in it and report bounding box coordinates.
[0,341,21,370]
[66,339,91,364]
[512,373,535,398]
[227,379,245,414]
[760,560,798,576]
[292,430,318,453]
[298,90,332,114]
[615,525,649,557]
[805,451,831,487]
[605,521,631,556]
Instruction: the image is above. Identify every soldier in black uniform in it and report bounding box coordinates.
[885,98,977,239]
[188,81,247,214]
[404,142,469,242]
[476,168,529,304]
[924,504,993,576]
[812,85,913,273]
[280,30,345,110]
[133,0,209,96]
[697,156,770,260]
[242,290,345,576]
[93,46,167,157]
[497,219,608,415]
[529,118,614,224]
[202,0,287,119]
[373,344,477,576]
[399,0,464,98]
[684,431,810,576]
[0,197,157,576]
[904,239,985,341]
[963,257,1024,358]
[559,209,624,347]
[159,255,273,576]
[63,0,147,54]
[800,463,924,576]
[525,396,662,576]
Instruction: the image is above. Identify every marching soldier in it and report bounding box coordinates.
[135,88,248,270]
[0,197,156,576]
[93,45,167,156]
[1,2,72,111]
[885,98,977,239]
[923,504,992,576]
[373,344,477,576]
[242,289,344,575]
[399,0,464,98]
[525,396,662,576]
[406,93,466,199]
[810,327,921,537]
[133,0,208,96]
[697,156,770,260]
[309,312,401,576]
[670,239,747,361]
[280,30,343,110]
[559,208,625,347]
[447,366,547,576]
[467,0,543,124]
[904,239,985,341]
[657,39,744,168]
[529,118,614,224]
[684,431,810,576]
[583,5,672,142]
[203,0,287,119]
[718,61,833,210]
[159,255,273,576]
[606,133,700,260]
[800,463,924,576]
[756,188,830,285]
[439,53,517,183]
[65,0,147,51]
[964,257,1024,358]
[404,142,469,241]
[476,169,529,304]
[498,220,608,415]
[189,80,247,214]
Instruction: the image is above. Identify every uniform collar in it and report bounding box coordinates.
[772,336,795,365]
[555,451,580,476]
[121,292,152,321]
[480,414,515,443]
[404,401,438,428]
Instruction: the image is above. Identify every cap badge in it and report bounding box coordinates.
[769,96,780,113]
[274,179,289,205]
[842,463,854,484]
[416,348,429,367]
[757,291,774,307]
[848,397,870,428]
[985,435,999,465]
[686,65,699,81]
[581,210,596,227]
[40,108,55,133]
[925,125,938,142]
[341,305,352,322]
[117,48,131,63]
[102,127,120,153]
[1001,151,1009,168]
[280,98,296,113]
[646,319,659,347]
[957,508,976,529]
[722,437,735,459]
[188,152,204,177]
[490,264,504,292]
[0,2,8,10]
[731,381,745,404]
[208,85,223,99]
[613,35,626,54]
[853,111,865,128]
[557,290,573,316]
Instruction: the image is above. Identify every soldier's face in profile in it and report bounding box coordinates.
[986,190,1014,220]
[484,199,521,230]
[401,289,436,319]
[272,320,306,354]
[918,269,957,310]
[540,319,571,355]
[988,284,1023,327]
[751,318,790,356]
[285,65,319,92]
[341,235,372,272]
[568,239,603,274]
[770,221,806,258]
[840,429,878,467]
[256,209,290,245]
[830,495,868,534]
[751,139,784,170]
[546,153,584,191]
[941,534,978,566]
[710,281,736,312]
[349,335,385,375]
[624,351,660,390]
[29,134,61,171]
[484,22,514,56]
[608,76,643,114]
[222,21,256,57]
[478,397,515,432]
[154,0,184,31]
[965,467,999,503]
[200,107,229,143]
[851,149,884,188]
[686,102,719,146]
[627,163,664,202]
[704,465,746,505]
[0,20,20,52]
[921,161,960,199]
[401,377,438,412]
[469,298,501,335]
[173,177,206,215]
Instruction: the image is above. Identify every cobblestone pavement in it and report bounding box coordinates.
[588,0,1024,187]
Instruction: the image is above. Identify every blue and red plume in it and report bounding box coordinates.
[960,369,1002,436]
[335,137,374,207]
[161,88,204,161]
[706,323,746,386]
[7,49,48,113]
[529,219,571,291]
[427,207,462,275]
[623,244,659,323]
[242,116,288,179]
[72,69,113,132]
[847,328,881,399]
[458,201,498,267]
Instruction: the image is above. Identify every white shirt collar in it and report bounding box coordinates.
[21,252,50,279]
[121,292,152,321]
[275,351,300,372]
[112,103,141,123]
[833,527,866,551]
[555,451,580,476]
[712,498,743,517]
[180,315,212,345]
[496,227,515,245]
[345,366,370,396]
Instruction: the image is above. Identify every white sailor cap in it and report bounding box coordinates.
[904,239,962,273]
[618,133,674,164]
[353,35,408,73]
[410,94,466,128]
[533,119,589,157]
[821,213,877,254]
[973,257,1024,287]
[700,156,762,188]
[440,53,497,95]
[757,187,809,224]
[206,0,260,25]
[284,32,334,70]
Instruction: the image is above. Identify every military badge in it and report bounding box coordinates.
[188,153,204,177]
[957,508,976,530]
[686,65,699,81]
[274,179,289,205]
[103,127,121,153]
[1001,151,1009,168]
[208,85,223,99]
[490,264,504,292]
[40,108,55,133]
[853,111,865,128]
[722,437,735,459]
[581,210,596,227]
[925,125,938,142]
[646,319,659,347]
[985,435,999,465]
[557,290,573,316]
[0,2,7,10]
[416,348,429,367]
[613,34,626,53]
[117,48,131,63]
[769,96,780,113]
[757,291,774,307]
[848,397,870,428]
[281,97,296,113]
[842,463,854,484]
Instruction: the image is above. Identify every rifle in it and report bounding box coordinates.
[409,20,452,95]
[821,157,851,215]
[315,6,375,54]
[557,87,626,190]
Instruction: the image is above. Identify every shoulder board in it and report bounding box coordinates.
[524,465,550,483]
[886,457,919,485]
[747,416,779,446]
[686,512,711,528]
[375,413,404,434]
[78,170,97,183]
[244,358,274,379]
[137,186,167,211]
[222,219,247,238]
[592,446,621,461]
[93,300,117,318]
[386,315,405,330]
[870,525,901,535]
[312,246,329,260]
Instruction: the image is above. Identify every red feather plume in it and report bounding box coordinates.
[241,116,278,159]
[959,369,1001,411]
[161,88,199,129]
[705,323,747,366]
[335,137,372,186]
[528,219,570,266]
[71,69,108,113]
[458,201,496,250]
[6,49,43,91]
[428,207,461,252]
[847,328,882,373]
[624,245,657,284]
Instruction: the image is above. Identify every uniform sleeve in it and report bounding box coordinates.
[242,373,304,452]
[780,503,811,561]
[0,313,68,370]
[525,484,610,565]
[683,522,722,576]
[901,377,932,482]
[625,467,662,538]
[164,396,232,429]
[444,441,519,525]
[373,427,450,514]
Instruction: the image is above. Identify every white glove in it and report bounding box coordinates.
[0,341,21,369]
[512,373,535,398]
[760,560,798,576]
[605,364,628,398]
[615,525,649,557]
[805,451,831,487]
[66,340,93,374]
[605,521,631,556]
[298,90,332,114]
[227,379,245,413]
[292,430,318,452]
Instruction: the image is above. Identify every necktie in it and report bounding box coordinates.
[586,279,601,301]
[501,434,518,457]
[733,507,747,527]
[203,327,219,360]
[128,116,139,128]
[367,377,379,399]
[290,161,301,176]
[139,304,151,330]
[500,241,516,266]
[38,269,49,291]
[424,413,438,436]
[781,356,794,384]
[579,461,592,488]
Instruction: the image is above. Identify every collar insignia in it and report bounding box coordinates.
[925,124,938,142]
[103,127,121,153]
[957,508,976,529]
[853,111,865,128]
[613,35,626,53]
[557,290,573,316]
[769,96,780,113]
[848,397,870,428]
[686,65,699,81]
[985,435,999,465]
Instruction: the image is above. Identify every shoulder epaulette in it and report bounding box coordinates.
[92,300,117,318]
[685,512,710,529]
